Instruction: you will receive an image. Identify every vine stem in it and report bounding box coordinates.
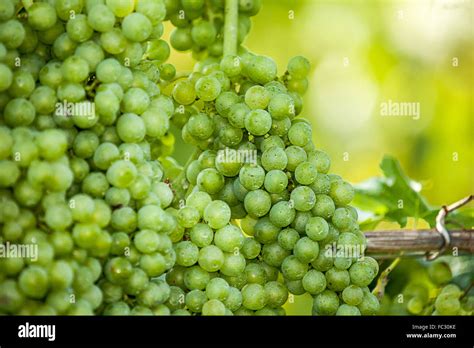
[372,257,401,299]
[364,229,473,257]
[223,0,239,56]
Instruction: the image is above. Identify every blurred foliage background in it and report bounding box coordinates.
[165,0,473,314]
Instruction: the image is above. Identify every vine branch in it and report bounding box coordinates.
[364,229,473,257]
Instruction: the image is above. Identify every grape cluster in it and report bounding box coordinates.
[0,0,183,315]
[380,261,473,316]
[166,48,380,314]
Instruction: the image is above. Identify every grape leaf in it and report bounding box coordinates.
[354,156,431,228]
[354,156,472,229]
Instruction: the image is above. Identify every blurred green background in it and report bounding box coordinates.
[165,0,473,314]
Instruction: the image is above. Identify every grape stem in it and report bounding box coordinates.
[372,257,401,299]
[223,0,239,56]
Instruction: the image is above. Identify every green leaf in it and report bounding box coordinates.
[354,156,472,230]
[355,155,432,227]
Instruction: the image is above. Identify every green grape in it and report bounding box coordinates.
[19,266,49,299]
[191,21,217,47]
[281,255,308,281]
[244,189,272,218]
[0,1,14,22]
[302,269,327,295]
[245,55,277,85]
[198,245,225,272]
[87,4,115,32]
[67,14,93,43]
[329,180,355,206]
[228,103,250,129]
[264,170,288,194]
[186,289,207,313]
[202,299,226,316]
[244,109,272,136]
[242,283,267,310]
[284,145,307,172]
[197,168,225,194]
[100,28,127,54]
[173,80,196,105]
[184,265,210,290]
[288,122,312,147]
[170,27,193,51]
[239,164,265,191]
[29,85,56,114]
[349,260,377,287]
[9,70,35,98]
[358,292,380,315]
[103,301,130,315]
[190,223,214,248]
[336,304,361,316]
[261,242,290,268]
[310,173,331,195]
[312,194,336,219]
[305,216,329,241]
[121,13,152,42]
[214,224,245,253]
[244,85,270,109]
[4,98,36,127]
[276,228,298,251]
[28,3,57,31]
[195,75,221,101]
[253,217,280,244]
[160,63,176,80]
[220,252,246,277]
[325,268,350,291]
[241,238,261,259]
[206,277,230,301]
[268,93,295,120]
[224,287,243,311]
[263,281,288,308]
[342,285,364,306]
[290,186,316,212]
[287,56,311,79]
[294,237,319,263]
[136,0,166,24]
[187,113,214,139]
[261,146,287,171]
[244,262,267,285]
[313,290,339,315]
[294,162,317,185]
[106,160,137,188]
[174,241,199,267]
[269,201,295,228]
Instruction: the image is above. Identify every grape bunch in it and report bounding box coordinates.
[165,42,380,314]
[0,0,185,315]
[380,261,473,316]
